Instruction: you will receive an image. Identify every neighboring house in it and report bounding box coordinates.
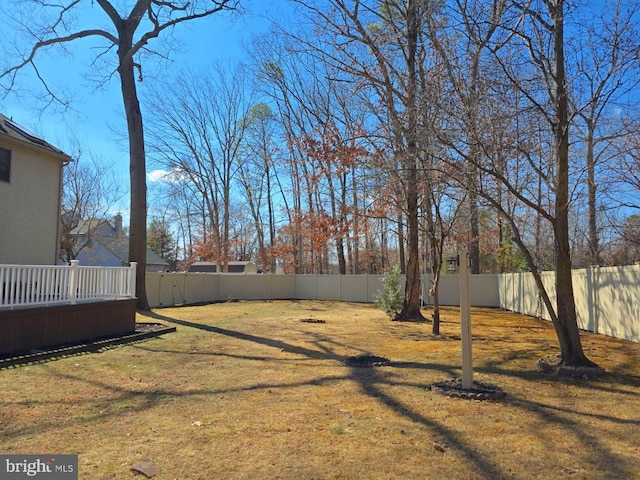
[0,113,72,265]
[67,214,169,272]
[189,261,258,273]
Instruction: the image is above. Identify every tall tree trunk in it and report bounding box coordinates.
[586,121,600,265]
[117,38,149,310]
[396,162,425,320]
[381,218,388,272]
[352,166,360,273]
[550,0,597,367]
[431,288,441,334]
[397,213,406,274]
[267,163,276,273]
[395,0,426,322]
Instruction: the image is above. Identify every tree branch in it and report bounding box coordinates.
[1,29,118,81]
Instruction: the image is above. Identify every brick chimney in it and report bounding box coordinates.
[114,214,123,238]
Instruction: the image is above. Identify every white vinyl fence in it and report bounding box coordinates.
[145,272,501,308]
[146,266,639,343]
[0,260,137,309]
[498,265,640,343]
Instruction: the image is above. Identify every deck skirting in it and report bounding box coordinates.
[0,299,137,356]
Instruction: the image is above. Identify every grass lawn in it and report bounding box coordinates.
[1,301,638,479]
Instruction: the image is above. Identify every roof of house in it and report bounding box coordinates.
[70,218,109,236]
[188,261,256,273]
[191,261,255,267]
[105,241,168,266]
[69,215,168,267]
[0,113,72,161]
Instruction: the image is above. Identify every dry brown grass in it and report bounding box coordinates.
[1,300,639,480]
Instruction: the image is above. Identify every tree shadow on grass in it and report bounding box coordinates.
[141,310,515,478]
[150,308,640,476]
[360,362,638,478]
[507,395,638,478]
[140,310,345,362]
[348,366,511,479]
[6,308,632,479]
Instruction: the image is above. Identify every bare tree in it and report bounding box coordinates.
[252,39,311,273]
[146,63,249,272]
[519,0,598,368]
[424,0,509,275]
[0,0,237,309]
[570,0,640,266]
[421,163,463,334]
[59,143,124,264]
[237,103,280,273]
[424,0,602,368]
[252,32,361,275]
[612,118,640,212]
[147,167,203,267]
[481,0,600,369]
[287,0,430,319]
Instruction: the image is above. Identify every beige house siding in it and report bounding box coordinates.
[0,138,66,265]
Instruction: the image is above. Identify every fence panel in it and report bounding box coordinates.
[316,275,341,300]
[495,266,639,343]
[294,275,318,300]
[339,274,374,302]
[182,273,214,304]
[217,274,246,300]
[581,265,640,342]
[243,274,294,300]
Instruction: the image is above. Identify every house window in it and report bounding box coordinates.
[0,147,10,182]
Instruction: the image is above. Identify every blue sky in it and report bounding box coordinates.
[0,1,292,216]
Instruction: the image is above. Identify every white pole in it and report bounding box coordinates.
[68,260,80,305]
[459,245,473,388]
[129,262,138,298]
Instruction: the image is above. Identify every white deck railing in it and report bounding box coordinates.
[0,261,137,310]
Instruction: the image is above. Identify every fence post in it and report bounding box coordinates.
[69,260,79,305]
[364,273,368,303]
[129,262,138,298]
[518,271,523,314]
[587,266,598,333]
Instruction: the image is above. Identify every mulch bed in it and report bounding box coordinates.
[431,378,506,400]
[0,323,175,369]
[344,354,391,367]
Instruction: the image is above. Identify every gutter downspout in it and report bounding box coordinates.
[55,158,69,265]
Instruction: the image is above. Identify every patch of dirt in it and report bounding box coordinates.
[299,318,326,323]
[344,354,391,367]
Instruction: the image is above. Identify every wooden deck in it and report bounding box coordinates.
[0,299,137,356]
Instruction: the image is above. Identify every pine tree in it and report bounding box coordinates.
[374,265,403,319]
[147,218,176,270]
